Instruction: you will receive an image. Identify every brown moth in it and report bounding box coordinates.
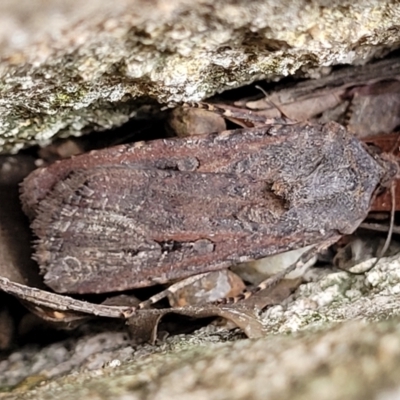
[19,120,398,295]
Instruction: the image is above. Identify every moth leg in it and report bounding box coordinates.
[220,236,341,304]
[137,273,209,309]
[184,102,294,126]
[138,237,341,309]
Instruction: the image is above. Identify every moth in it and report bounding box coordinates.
[19,118,399,298]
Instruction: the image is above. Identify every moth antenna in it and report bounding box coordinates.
[183,100,298,127]
[254,84,269,98]
[366,130,400,268]
[183,101,214,111]
[382,180,396,256]
[367,181,396,270]
[360,131,400,271]
[254,85,290,119]
[341,85,363,127]
[342,99,354,127]
[182,102,253,121]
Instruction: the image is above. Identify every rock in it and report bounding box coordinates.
[2,255,400,398]
[4,318,400,400]
[1,0,400,152]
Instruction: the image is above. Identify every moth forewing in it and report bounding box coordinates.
[21,121,393,295]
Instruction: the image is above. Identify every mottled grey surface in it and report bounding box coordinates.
[263,255,400,334]
[1,0,400,152]
[2,255,400,399]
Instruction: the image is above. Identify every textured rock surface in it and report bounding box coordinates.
[1,0,400,152]
[2,256,400,398]
[262,254,400,334]
[3,316,400,400]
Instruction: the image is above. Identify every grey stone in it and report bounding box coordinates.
[2,256,400,399]
[1,0,400,152]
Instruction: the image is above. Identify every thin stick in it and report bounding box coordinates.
[0,277,135,319]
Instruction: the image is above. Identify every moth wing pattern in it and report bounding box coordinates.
[33,164,298,293]
[30,122,387,294]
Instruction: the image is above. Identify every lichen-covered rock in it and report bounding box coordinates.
[1,0,400,152]
[5,318,400,400]
[262,255,400,334]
